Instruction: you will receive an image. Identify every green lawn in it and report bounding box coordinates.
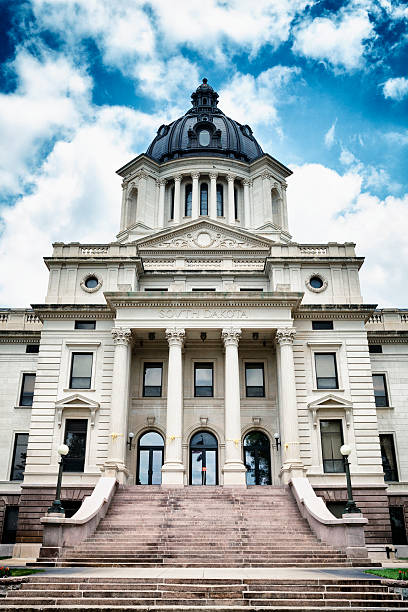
[365,568,408,580]
[0,569,44,577]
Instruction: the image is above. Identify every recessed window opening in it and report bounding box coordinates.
[216,184,224,216]
[20,373,35,406]
[170,186,175,220]
[234,187,238,219]
[380,434,399,481]
[369,345,383,354]
[245,363,265,397]
[192,288,216,291]
[312,321,333,330]
[200,183,208,215]
[75,321,96,330]
[63,419,88,472]
[373,374,389,407]
[70,353,93,389]
[309,276,323,289]
[143,363,163,397]
[240,288,263,291]
[389,506,407,544]
[203,97,207,105]
[26,344,39,353]
[315,353,338,389]
[194,363,213,397]
[1,506,19,543]
[185,184,192,216]
[199,130,210,146]
[10,433,28,481]
[84,276,98,289]
[144,288,168,291]
[320,419,344,473]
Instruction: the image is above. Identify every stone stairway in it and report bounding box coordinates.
[52,486,372,567]
[1,576,407,610]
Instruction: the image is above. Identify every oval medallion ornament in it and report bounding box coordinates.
[195,231,213,248]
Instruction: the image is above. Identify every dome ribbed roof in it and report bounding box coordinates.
[146,79,263,164]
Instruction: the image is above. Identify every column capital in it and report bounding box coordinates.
[174,174,182,183]
[112,327,132,345]
[222,327,241,347]
[157,178,167,187]
[243,179,252,187]
[121,180,128,190]
[209,172,218,180]
[261,170,272,180]
[191,171,200,180]
[227,174,236,183]
[276,328,296,346]
[166,327,185,346]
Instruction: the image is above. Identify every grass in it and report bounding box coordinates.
[365,568,408,580]
[0,569,44,577]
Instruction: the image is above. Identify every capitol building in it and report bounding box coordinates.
[0,78,407,563]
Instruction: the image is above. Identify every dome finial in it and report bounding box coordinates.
[202,77,208,84]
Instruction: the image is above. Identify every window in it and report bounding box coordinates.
[312,321,334,330]
[63,419,88,472]
[216,184,224,216]
[10,433,28,481]
[245,363,265,397]
[192,288,216,291]
[309,275,324,289]
[70,353,93,389]
[143,363,163,397]
[144,288,168,292]
[234,187,238,219]
[74,320,96,330]
[369,345,383,354]
[199,130,210,146]
[373,374,389,407]
[19,373,35,406]
[320,420,344,473]
[194,363,213,397]
[170,186,175,220]
[185,184,192,216]
[379,434,398,481]
[315,353,338,389]
[200,183,208,215]
[84,276,98,289]
[389,507,407,545]
[26,344,39,353]
[1,506,19,544]
[240,288,263,291]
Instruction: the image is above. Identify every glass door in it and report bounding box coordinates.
[137,431,164,485]
[243,431,271,485]
[190,431,218,485]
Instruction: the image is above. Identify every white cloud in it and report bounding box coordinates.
[292,8,373,70]
[287,163,408,307]
[136,55,200,102]
[324,121,337,147]
[382,77,408,101]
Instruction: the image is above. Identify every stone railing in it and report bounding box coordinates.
[367,313,383,324]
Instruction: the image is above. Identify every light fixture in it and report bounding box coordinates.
[340,444,361,514]
[127,432,135,451]
[200,332,207,342]
[48,444,70,515]
[273,432,281,451]
[58,444,69,456]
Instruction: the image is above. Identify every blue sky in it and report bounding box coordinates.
[0,0,407,307]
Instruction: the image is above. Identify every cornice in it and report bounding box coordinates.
[295,304,377,322]
[0,331,41,343]
[265,257,365,268]
[367,331,408,343]
[31,304,114,321]
[140,249,269,257]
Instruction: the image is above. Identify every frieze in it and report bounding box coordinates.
[159,308,249,320]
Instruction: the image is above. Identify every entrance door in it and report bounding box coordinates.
[190,431,218,485]
[137,431,164,485]
[244,431,271,485]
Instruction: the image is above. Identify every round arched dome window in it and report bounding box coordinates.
[199,130,210,146]
[85,276,98,289]
[310,276,323,289]
[305,273,328,293]
[80,273,103,293]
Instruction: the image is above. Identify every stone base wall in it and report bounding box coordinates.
[16,486,93,543]
[314,486,392,544]
[0,494,21,543]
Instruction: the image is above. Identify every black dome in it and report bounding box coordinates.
[146,78,264,164]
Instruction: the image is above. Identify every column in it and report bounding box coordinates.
[209,172,217,220]
[162,327,185,486]
[104,327,132,483]
[191,172,200,219]
[276,328,304,484]
[173,175,181,224]
[262,170,272,223]
[157,179,166,228]
[222,327,247,486]
[227,174,235,225]
[243,179,251,227]
[119,181,128,231]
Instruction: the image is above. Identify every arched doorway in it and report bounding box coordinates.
[190,431,218,485]
[137,431,164,485]
[243,431,271,485]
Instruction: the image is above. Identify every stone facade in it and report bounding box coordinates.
[0,80,407,557]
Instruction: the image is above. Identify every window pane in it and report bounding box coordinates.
[191,431,217,447]
[185,184,192,216]
[144,364,162,386]
[205,450,217,485]
[151,450,163,484]
[70,353,92,389]
[199,130,210,146]
[389,506,407,544]
[74,321,96,330]
[373,374,388,407]
[1,506,19,544]
[312,321,333,330]
[315,353,337,389]
[191,450,203,485]
[216,184,224,216]
[138,450,149,485]
[200,183,208,215]
[380,434,398,481]
[64,419,87,472]
[20,373,35,406]
[195,364,213,397]
[246,365,264,387]
[320,420,344,473]
[139,431,164,446]
[245,450,256,485]
[10,434,28,481]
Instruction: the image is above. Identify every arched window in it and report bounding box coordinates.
[216,184,224,217]
[190,431,218,485]
[185,184,192,217]
[169,186,175,220]
[137,431,164,485]
[200,183,208,216]
[243,431,271,485]
[234,187,238,220]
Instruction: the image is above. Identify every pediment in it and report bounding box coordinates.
[136,220,273,252]
[308,394,353,428]
[55,394,100,427]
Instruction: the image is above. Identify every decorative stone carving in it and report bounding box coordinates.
[200,417,208,426]
[112,328,132,345]
[80,272,103,293]
[174,175,182,183]
[227,174,236,182]
[147,416,156,426]
[156,179,167,187]
[276,328,296,345]
[165,327,185,346]
[222,327,241,347]
[209,172,218,180]
[300,247,327,256]
[261,170,272,180]
[145,226,269,251]
[80,247,109,256]
[243,179,252,187]
[252,416,262,426]
[191,172,200,180]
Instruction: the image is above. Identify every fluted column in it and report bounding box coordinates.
[227,174,235,224]
[157,179,166,228]
[243,179,251,227]
[191,172,200,219]
[209,172,217,219]
[276,328,304,483]
[162,328,185,486]
[104,327,132,483]
[222,328,247,486]
[173,175,182,224]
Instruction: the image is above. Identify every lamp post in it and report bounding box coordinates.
[47,444,69,515]
[340,444,361,514]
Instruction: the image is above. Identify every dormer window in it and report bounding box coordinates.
[203,97,207,104]
[199,130,210,146]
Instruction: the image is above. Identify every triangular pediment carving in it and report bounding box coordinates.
[308,394,353,428]
[136,220,272,252]
[55,394,100,427]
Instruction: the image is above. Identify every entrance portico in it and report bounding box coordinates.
[103,291,305,486]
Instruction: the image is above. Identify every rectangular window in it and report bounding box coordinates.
[192,288,216,291]
[70,353,93,389]
[74,320,96,330]
[194,363,213,397]
[143,363,163,397]
[373,374,389,407]
[240,288,264,291]
[26,344,39,353]
[369,344,383,353]
[19,373,35,406]
[389,506,407,545]
[320,419,344,473]
[170,186,175,220]
[216,184,224,216]
[185,184,192,216]
[234,187,238,219]
[245,363,265,397]
[144,288,168,291]
[200,183,208,216]
[315,353,338,389]
[312,321,334,330]
[379,434,399,481]
[63,419,88,472]
[1,506,19,544]
[10,433,28,481]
